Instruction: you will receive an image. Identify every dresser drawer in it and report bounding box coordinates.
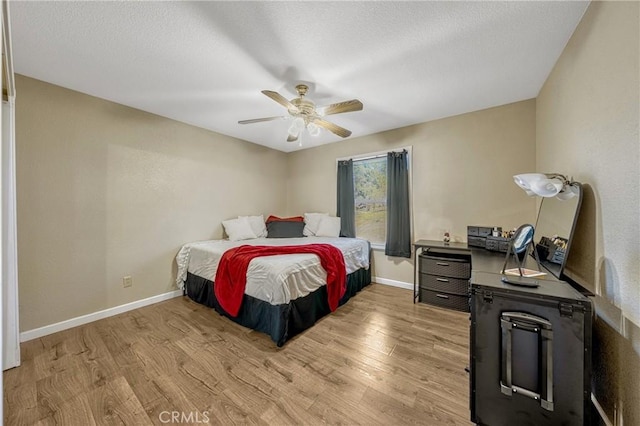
[420,273,469,295]
[419,288,469,312]
[485,235,510,252]
[467,236,487,248]
[419,254,471,279]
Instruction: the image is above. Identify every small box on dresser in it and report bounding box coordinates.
[467,226,502,249]
[485,235,510,252]
[467,236,487,248]
[418,248,472,312]
[467,226,495,237]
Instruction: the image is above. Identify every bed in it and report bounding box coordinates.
[175,236,371,346]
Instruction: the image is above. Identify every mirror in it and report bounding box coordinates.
[512,224,535,253]
[532,182,583,279]
[501,224,541,288]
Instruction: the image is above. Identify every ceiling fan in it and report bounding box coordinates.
[238,84,363,143]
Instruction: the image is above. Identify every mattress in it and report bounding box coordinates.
[175,236,370,305]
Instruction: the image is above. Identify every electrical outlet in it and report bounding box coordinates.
[123,276,132,288]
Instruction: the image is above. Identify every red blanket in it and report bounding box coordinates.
[214,244,347,317]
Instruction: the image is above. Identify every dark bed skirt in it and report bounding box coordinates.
[184,267,371,346]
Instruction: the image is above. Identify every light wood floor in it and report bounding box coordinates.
[4,284,472,425]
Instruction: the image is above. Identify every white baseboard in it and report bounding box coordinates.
[373,276,413,290]
[20,289,183,342]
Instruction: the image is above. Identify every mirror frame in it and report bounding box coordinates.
[512,224,535,254]
[532,182,583,280]
[501,223,541,287]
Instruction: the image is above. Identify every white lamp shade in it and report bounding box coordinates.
[288,117,305,136]
[513,173,546,190]
[531,178,564,197]
[556,185,578,200]
[307,122,320,136]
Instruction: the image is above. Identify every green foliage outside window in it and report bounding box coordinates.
[353,157,387,244]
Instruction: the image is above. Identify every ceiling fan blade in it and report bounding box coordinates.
[320,99,363,116]
[238,116,285,124]
[287,133,298,143]
[313,118,352,138]
[262,90,299,112]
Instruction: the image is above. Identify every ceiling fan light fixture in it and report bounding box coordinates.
[239,83,363,144]
[307,122,320,137]
[288,117,305,136]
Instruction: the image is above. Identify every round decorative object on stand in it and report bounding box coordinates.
[501,224,542,287]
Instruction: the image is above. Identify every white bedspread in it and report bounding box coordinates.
[175,237,370,305]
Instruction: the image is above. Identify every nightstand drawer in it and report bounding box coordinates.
[420,273,469,295]
[419,288,469,312]
[419,254,471,279]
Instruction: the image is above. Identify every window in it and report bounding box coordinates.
[353,156,387,245]
[338,148,411,251]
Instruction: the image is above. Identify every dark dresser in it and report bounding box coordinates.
[413,239,593,424]
[413,240,472,311]
[469,271,593,425]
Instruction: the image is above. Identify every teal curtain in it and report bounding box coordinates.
[385,150,411,257]
[336,160,356,238]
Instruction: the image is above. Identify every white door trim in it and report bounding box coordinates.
[2,0,20,373]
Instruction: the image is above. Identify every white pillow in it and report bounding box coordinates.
[315,216,341,238]
[303,212,329,236]
[239,215,267,238]
[222,217,257,241]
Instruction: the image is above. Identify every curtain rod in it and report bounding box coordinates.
[353,153,387,162]
[336,146,412,163]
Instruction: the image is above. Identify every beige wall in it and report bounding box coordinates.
[536,2,640,424]
[17,77,536,330]
[287,100,537,284]
[16,75,288,331]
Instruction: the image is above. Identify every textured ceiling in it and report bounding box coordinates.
[10,1,589,152]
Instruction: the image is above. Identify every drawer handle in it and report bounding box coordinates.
[436,294,450,299]
[436,262,449,266]
[436,278,449,282]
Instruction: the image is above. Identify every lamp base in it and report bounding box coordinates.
[501,276,540,288]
